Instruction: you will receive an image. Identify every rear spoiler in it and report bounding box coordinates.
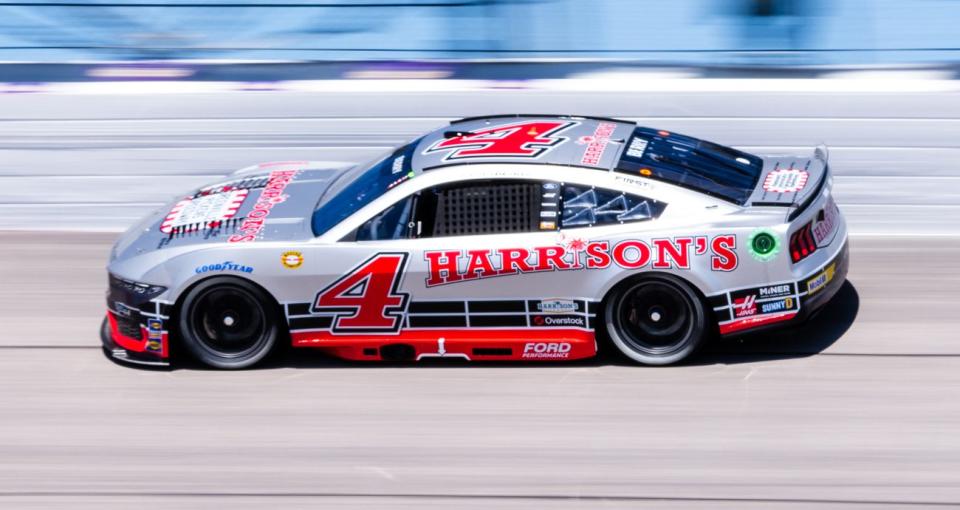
[747,144,829,218]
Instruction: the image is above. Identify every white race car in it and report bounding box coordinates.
[103,115,848,369]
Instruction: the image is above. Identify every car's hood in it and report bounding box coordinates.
[111,161,350,263]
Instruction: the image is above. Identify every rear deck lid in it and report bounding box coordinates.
[748,145,829,209]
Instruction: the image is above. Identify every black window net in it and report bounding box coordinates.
[433,182,541,236]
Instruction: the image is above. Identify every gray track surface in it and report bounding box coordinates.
[2,232,959,509]
[1,87,959,233]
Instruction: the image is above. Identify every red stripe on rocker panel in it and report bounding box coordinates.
[291,328,596,362]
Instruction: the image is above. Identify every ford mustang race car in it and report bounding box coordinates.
[102,114,848,369]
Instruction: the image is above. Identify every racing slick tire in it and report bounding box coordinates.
[178,276,280,369]
[604,274,708,366]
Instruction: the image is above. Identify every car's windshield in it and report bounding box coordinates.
[312,138,421,236]
[617,127,763,205]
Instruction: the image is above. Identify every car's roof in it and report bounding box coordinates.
[410,114,636,174]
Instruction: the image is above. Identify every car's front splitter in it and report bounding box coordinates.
[100,314,170,367]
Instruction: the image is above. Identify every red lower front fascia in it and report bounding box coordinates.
[106,312,169,358]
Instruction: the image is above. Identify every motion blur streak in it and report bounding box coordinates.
[0,87,958,234]
[0,0,959,64]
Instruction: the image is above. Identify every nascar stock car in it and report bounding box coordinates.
[102,114,848,369]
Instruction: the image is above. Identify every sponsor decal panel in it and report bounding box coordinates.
[146,319,164,352]
[578,122,618,166]
[625,137,649,159]
[806,262,837,296]
[228,169,299,243]
[763,168,809,193]
[733,294,757,318]
[522,342,572,359]
[195,261,254,274]
[730,283,798,320]
[758,283,794,300]
[760,296,797,314]
[424,235,738,287]
[812,198,840,247]
[160,189,248,234]
[391,155,406,174]
[531,315,586,328]
[281,251,304,269]
[537,299,580,314]
[146,319,163,336]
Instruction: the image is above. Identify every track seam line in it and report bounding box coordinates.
[0,491,958,507]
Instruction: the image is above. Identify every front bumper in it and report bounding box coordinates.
[715,240,850,336]
[102,273,172,366]
[101,314,170,367]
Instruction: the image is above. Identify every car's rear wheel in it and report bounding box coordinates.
[178,277,279,369]
[604,274,708,365]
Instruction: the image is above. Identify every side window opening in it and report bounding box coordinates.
[354,196,415,241]
[347,179,546,241]
[350,179,630,242]
[561,184,666,228]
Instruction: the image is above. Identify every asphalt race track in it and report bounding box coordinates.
[2,233,960,509]
[2,83,960,508]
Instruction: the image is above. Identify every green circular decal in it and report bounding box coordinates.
[749,230,780,261]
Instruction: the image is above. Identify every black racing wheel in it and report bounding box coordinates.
[178,277,280,369]
[604,275,708,365]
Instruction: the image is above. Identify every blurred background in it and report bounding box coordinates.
[0,0,958,76]
[2,3,960,509]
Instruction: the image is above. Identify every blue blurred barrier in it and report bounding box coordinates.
[0,0,959,65]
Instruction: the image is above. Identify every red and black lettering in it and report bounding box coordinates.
[424,120,577,161]
[313,253,410,333]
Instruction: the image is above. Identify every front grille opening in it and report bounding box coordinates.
[115,316,143,340]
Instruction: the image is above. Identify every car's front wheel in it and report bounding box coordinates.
[604,274,708,365]
[178,277,279,369]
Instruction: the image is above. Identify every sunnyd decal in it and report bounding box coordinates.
[228,169,298,243]
[424,235,737,287]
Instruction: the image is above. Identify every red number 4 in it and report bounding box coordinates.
[312,253,410,333]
